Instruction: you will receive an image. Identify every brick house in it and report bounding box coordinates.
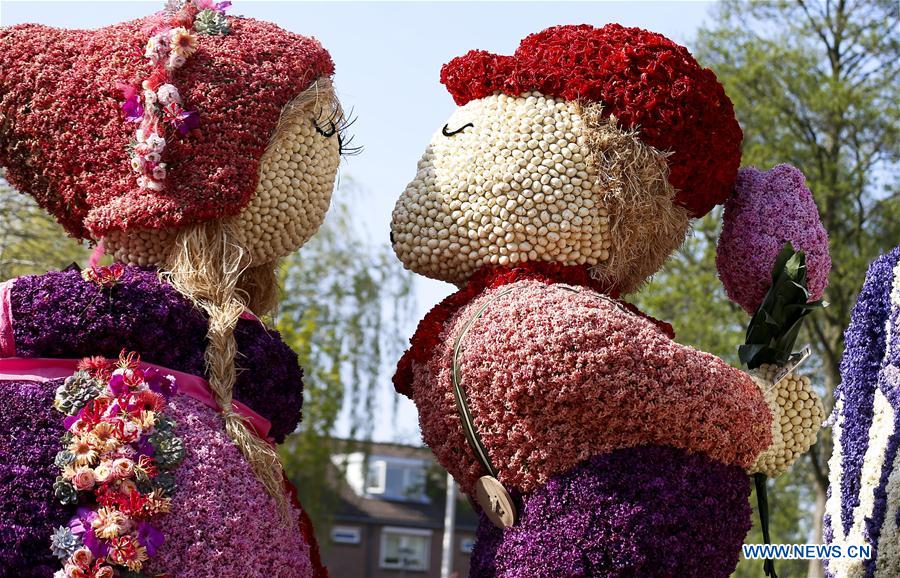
[321,441,479,578]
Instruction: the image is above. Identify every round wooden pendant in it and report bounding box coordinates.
[475,475,517,529]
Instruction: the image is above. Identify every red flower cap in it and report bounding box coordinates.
[440,24,743,218]
[0,15,334,239]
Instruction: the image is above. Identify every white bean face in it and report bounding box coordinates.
[106,98,340,266]
[232,106,340,263]
[390,92,688,290]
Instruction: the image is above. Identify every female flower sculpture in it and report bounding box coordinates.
[824,246,900,578]
[391,25,830,577]
[0,1,348,576]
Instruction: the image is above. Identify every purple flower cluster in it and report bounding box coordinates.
[10,266,303,442]
[832,248,900,535]
[470,445,752,578]
[143,396,313,577]
[233,318,303,443]
[717,164,831,314]
[0,379,73,577]
[11,266,208,373]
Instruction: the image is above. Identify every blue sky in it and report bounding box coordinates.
[1,0,716,442]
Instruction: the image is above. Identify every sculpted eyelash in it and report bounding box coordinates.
[314,108,362,156]
[442,122,473,137]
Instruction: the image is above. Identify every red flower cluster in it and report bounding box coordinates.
[393,262,674,397]
[0,16,333,239]
[440,24,743,218]
[81,264,125,288]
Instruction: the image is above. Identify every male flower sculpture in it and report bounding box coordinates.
[391,24,829,577]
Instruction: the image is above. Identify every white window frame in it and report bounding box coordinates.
[330,525,361,545]
[365,459,387,494]
[379,526,432,571]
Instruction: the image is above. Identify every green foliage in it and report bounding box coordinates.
[276,180,415,534]
[634,2,898,576]
[0,172,90,281]
[741,244,825,369]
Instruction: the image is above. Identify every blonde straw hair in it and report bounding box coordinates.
[161,221,290,519]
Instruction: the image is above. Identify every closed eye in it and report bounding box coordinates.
[442,122,473,137]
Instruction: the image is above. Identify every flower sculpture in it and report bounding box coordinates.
[824,247,900,578]
[0,1,349,575]
[391,24,827,577]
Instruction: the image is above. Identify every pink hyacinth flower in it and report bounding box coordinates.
[717,164,831,314]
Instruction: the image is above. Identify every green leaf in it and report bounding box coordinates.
[740,244,826,369]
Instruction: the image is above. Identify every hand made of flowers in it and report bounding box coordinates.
[121,0,231,192]
[49,352,184,578]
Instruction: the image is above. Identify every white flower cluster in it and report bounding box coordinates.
[750,364,824,477]
[825,389,900,578]
[390,92,688,289]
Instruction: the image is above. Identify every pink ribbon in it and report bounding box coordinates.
[0,356,274,444]
[88,239,106,268]
[0,280,15,358]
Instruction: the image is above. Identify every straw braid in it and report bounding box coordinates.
[162,221,290,519]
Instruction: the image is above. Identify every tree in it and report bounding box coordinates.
[635,1,899,576]
[276,180,415,534]
[0,171,90,280]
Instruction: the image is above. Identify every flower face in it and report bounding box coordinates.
[391,92,689,292]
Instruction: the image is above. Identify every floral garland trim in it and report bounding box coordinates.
[122,0,231,192]
[49,352,185,578]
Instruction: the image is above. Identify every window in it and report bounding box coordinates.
[364,457,429,502]
[366,460,386,494]
[460,537,474,554]
[385,462,426,501]
[330,525,361,545]
[380,527,431,571]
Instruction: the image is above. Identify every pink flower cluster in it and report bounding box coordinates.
[143,396,314,577]
[411,280,772,494]
[717,164,831,314]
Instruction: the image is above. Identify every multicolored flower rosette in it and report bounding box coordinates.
[49,352,182,578]
[390,25,811,578]
[824,247,900,578]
